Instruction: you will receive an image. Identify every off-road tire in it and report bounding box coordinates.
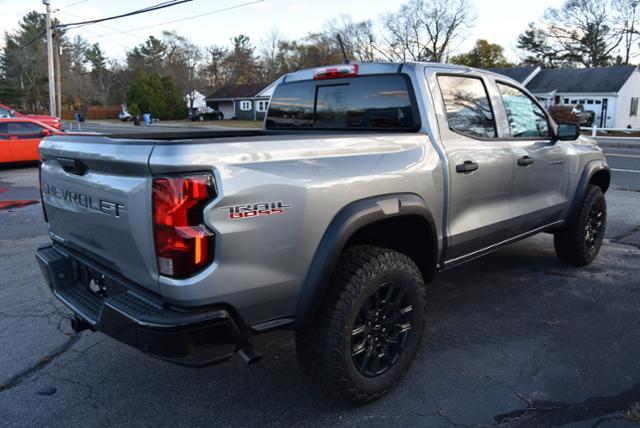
[554,184,606,266]
[295,245,427,404]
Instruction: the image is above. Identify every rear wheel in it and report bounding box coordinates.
[296,245,426,404]
[554,184,606,266]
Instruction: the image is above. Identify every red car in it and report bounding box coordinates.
[0,103,62,130]
[0,118,63,164]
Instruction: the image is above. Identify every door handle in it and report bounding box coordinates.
[456,160,479,173]
[517,156,534,166]
[58,157,87,175]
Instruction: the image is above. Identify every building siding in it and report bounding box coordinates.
[614,69,640,128]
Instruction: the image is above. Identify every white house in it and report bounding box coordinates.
[185,90,208,110]
[488,65,640,128]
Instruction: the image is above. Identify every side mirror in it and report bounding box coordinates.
[9,109,16,117]
[556,123,580,141]
[40,129,51,137]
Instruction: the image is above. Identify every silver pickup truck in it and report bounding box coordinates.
[36,62,610,403]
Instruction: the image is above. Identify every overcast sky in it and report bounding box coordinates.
[1,0,563,61]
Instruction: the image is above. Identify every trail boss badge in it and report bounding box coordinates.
[220,201,290,220]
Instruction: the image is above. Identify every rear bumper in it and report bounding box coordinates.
[36,244,252,367]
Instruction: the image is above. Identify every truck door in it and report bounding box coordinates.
[493,81,569,234]
[433,74,518,262]
[0,123,10,163]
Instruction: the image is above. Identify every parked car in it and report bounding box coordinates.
[0,118,62,164]
[36,62,609,404]
[188,107,224,121]
[0,103,62,130]
[118,108,133,122]
[572,104,596,127]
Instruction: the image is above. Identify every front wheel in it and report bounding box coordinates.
[296,246,426,404]
[554,184,606,266]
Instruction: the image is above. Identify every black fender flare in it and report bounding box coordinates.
[293,193,437,330]
[568,159,610,221]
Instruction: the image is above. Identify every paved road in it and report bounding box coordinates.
[1,144,639,427]
[604,147,640,192]
[64,120,241,134]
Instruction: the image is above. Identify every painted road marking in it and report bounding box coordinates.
[612,168,640,173]
[605,153,640,159]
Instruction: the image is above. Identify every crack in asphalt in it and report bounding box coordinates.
[0,333,81,393]
[493,382,640,427]
[610,225,640,243]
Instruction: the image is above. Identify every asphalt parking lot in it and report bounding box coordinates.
[1,142,639,427]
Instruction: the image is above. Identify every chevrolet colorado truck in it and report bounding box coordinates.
[36,62,610,403]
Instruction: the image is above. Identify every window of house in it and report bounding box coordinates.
[564,98,570,104]
[595,100,602,104]
[437,75,496,139]
[239,100,252,111]
[630,97,639,117]
[571,100,578,104]
[587,100,594,104]
[255,100,269,112]
[497,82,550,138]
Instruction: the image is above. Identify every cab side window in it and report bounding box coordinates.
[497,83,550,138]
[437,75,497,139]
[7,122,43,135]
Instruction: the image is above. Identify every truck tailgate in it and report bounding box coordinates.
[39,136,159,292]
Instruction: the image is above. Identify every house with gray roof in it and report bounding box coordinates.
[488,65,640,128]
[205,81,277,121]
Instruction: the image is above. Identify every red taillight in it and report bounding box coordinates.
[313,64,359,80]
[152,174,215,278]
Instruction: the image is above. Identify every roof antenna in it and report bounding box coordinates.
[336,34,350,64]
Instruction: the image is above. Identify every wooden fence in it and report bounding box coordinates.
[61,105,121,120]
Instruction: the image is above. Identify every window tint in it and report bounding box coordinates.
[437,75,496,139]
[6,122,43,135]
[497,83,550,138]
[266,75,418,130]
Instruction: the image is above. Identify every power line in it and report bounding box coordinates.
[54,0,193,30]
[59,0,89,10]
[94,0,264,38]
[56,9,139,49]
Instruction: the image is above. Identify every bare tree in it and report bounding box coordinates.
[613,0,640,64]
[202,45,228,90]
[259,29,284,81]
[381,0,473,62]
[543,0,623,67]
[325,15,380,62]
[161,31,203,108]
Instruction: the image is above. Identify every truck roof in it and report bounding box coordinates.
[282,61,519,85]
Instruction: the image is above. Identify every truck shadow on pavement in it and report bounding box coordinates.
[5,234,640,426]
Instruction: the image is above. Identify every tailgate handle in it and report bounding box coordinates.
[58,158,87,175]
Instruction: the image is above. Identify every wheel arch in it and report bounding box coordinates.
[293,193,438,330]
[568,159,610,221]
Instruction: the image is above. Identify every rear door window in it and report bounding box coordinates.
[266,75,419,130]
[437,75,497,139]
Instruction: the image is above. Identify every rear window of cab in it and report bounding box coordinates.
[265,75,420,131]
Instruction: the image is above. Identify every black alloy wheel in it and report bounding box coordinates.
[351,282,414,377]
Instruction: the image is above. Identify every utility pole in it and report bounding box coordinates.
[43,0,57,117]
[53,31,62,117]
